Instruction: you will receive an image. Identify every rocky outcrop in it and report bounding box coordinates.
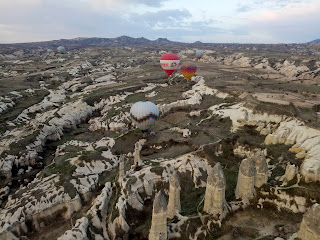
[149,191,167,240]
[264,120,320,182]
[203,162,226,217]
[298,204,320,240]
[87,182,113,239]
[159,76,229,115]
[0,100,95,179]
[280,163,298,183]
[119,155,125,184]
[167,172,181,219]
[235,158,255,204]
[57,217,89,240]
[258,188,308,213]
[0,175,82,238]
[211,103,320,183]
[134,142,143,166]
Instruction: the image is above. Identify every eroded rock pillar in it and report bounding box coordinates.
[235,158,255,204]
[149,191,167,240]
[203,162,226,217]
[167,171,181,219]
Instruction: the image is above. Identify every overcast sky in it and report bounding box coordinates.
[0,0,319,44]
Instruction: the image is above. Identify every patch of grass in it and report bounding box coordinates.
[224,169,238,202]
[124,92,146,103]
[79,150,106,162]
[266,144,299,166]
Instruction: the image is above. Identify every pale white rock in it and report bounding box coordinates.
[280,164,297,183]
[264,120,320,182]
[159,76,228,115]
[169,127,191,138]
[57,217,89,240]
[0,175,82,237]
[235,158,255,204]
[167,172,181,219]
[87,182,112,232]
[298,204,320,240]
[258,189,307,213]
[203,162,226,217]
[146,91,157,98]
[149,191,167,240]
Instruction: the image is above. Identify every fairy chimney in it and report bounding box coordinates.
[298,204,320,240]
[235,158,255,204]
[167,171,181,219]
[134,142,143,166]
[149,191,167,240]
[254,150,268,188]
[119,155,125,184]
[203,162,226,217]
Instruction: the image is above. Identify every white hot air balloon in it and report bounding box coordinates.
[195,50,204,60]
[130,101,159,131]
[47,49,53,53]
[57,46,66,54]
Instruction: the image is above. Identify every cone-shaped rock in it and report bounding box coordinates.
[167,171,181,219]
[235,158,255,203]
[149,191,167,240]
[204,162,226,217]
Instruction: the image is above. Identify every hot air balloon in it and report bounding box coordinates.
[130,101,159,131]
[160,53,180,77]
[57,46,66,54]
[195,50,204,60]
[47,49,53,53]
[180,62,197,82]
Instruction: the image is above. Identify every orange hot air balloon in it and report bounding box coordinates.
[180,62,197,82]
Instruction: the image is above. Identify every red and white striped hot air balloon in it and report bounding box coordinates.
[160,53,180,77]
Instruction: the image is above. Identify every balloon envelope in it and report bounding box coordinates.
[180,62,197,82]
[130,101,159,131]
[160,53,180,77]
[195,50,204,60]
[47,49,53,53]
[57,46,66,54]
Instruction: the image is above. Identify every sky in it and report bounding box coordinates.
[0,0,319,44]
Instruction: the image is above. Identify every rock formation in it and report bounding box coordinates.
[149,191,167,240]
[57,217,89,240]
[235,158,255,204]
[280,163,297,183]
[254,150,268,188]
[119,155,125,184]
[167,171,181,219]
[203,162,226,217]
[134,142,143,166]
[298,204,320,240]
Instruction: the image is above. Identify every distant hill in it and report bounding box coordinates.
[308,39,320,43]
[1,36,319,56]
[0,36,180,51]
